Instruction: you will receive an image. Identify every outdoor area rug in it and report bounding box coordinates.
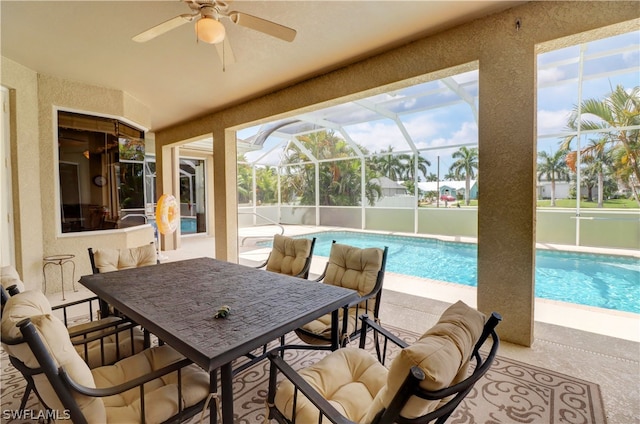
[1,325,606,424]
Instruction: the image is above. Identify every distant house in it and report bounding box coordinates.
[537,179,594,200]
[371,177,408,197]
[417,180,478,200]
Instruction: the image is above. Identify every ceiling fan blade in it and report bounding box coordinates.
[228,11,296,42]
[215,36,236,66]
[132,14,196,43]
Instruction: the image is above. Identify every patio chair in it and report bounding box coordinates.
[2,284,148,409]
[294,241,388,347]
[1,264,26,292]
[1,266,147,365]
[255,235,316,279]
[0,283,16,309]
[1,290,210,424]
[87,243,158,318]
[267,301,501,424]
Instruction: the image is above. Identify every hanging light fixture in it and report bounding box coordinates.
[195,6,225,44]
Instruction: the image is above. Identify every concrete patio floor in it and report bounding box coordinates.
[48,228,639,423]
[160,228,639,423]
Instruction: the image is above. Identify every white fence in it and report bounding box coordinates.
[239,205,639,250]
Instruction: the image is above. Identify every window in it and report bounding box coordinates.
[57,111,146,233]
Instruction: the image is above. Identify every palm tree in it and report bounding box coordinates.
[443,172,458,181]
[401,154,431,181]
[583,138,613,207]
[374,146,405,181]
[281,130,382,206]
[236,156,253,204]
[537,149,570,206]
[426,172,438,182]
[449,146,479,205]
[255,166,278,204]
[562,85,640,202]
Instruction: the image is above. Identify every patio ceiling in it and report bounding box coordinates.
[1,1,522,131]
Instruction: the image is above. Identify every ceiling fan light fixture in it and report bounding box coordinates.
[196,16,225,44]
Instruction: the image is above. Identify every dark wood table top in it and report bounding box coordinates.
[79,257,359,372]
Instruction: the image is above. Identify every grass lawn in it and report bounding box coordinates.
[536,198,639,209]
[419,199,638,208]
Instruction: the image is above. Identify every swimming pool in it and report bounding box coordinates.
[149,216,197,234]
[277,231,640,314]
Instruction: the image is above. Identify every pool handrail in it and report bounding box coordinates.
[239,212,285,245]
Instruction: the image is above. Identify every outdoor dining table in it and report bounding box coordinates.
[79,256,359,424]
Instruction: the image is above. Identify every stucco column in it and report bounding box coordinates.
[477,15,536,346]
[2,62,44,289]
[213,128,238,262]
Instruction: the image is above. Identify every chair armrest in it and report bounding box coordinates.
[52,296,102,327]
[358,315,408,349]
[267,353,354,424]
[253,259,268,269]
[313,263,329,282]
[51,296,101,311]
[344,289,379,308]
[59,357,193,397]
[66,319,138,344]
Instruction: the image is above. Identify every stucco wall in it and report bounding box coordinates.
[1,58,43,290]
[154,2,640,346]
[365,208,415,233]
[1,66,155,292]
[36,75,154,290]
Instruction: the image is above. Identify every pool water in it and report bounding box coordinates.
[274,231,640,314]
[149,217,197,234]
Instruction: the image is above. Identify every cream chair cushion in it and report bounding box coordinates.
[265,235,312,276]
[1,265,26,292]
[362,300,485,422]
[324,244,383,300]
[277,301,485,424]
[2,290,210,424]
[296,307,360,345]
[1,290,106,421]
[297,243,383,344]
[274,347,388,423]
[92,344,210,423]
[69,316,147,368]
[92,244,157,273]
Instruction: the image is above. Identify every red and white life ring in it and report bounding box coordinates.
[156,194,179,235]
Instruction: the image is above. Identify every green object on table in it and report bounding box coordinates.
[215,305,231,319]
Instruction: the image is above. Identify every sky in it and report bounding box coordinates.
[239,30,640,178]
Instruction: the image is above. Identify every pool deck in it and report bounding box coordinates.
[222,225,639,342]
[168,227,639,423]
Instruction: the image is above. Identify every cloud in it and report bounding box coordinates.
[345,120,412,153]
[538,109,571,134]
[416,121,478,150]
[621,47,639,64]
[538,67,565,85]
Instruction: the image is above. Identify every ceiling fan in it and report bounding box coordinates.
[132,0,297,64]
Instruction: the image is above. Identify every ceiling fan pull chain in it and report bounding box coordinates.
[222,41,226,72]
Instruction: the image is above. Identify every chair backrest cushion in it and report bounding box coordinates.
[1,265,26,292]
[93,244,157,273]
[363,300,485,422]
[324,243,383,310]
[1,290,106,422]
[266,235,312,276]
